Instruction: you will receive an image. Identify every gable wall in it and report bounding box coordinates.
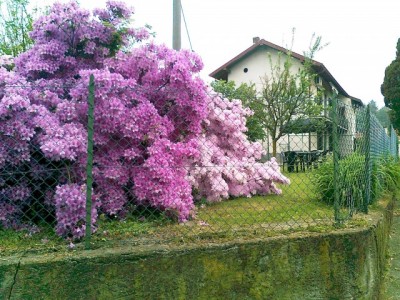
[227,46,304,92]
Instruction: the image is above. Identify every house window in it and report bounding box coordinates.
[243,68,248,73]
[317,133,324,150]
[338,106,345,117]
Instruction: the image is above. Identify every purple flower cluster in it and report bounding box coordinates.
[0,184,31,228]
[0,69,35,167]
[55,184,97,238]
[133,139,199,221]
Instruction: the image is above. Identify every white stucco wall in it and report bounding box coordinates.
[337,95,357,157]
[227,46,304,92]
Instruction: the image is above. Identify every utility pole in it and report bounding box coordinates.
[173,0,181,50]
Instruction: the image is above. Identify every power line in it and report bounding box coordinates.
[180,1,193,51]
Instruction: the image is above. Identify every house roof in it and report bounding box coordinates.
[209,38,363,106]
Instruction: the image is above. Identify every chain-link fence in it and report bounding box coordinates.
[331,100,398,222]
[1,78,398,252]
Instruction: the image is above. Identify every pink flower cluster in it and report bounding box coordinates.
[0,55,14,69]
[189,92,290,201]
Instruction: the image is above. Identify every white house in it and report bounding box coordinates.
[209,37,363,159]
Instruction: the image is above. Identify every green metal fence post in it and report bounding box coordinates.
[332,96,340,224]
[363,105,371,214]
[392,125,399,160]
[393,125,396,158]
[85,74,95,250]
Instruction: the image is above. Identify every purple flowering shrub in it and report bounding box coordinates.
[0,1,289,239]
[0,68,39,227]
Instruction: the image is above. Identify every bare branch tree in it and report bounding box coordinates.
[258,36,325,157]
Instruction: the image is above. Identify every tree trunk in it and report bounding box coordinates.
[272,138,278,158]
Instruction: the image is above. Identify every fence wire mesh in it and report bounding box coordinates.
[332,98,399,222]
[0,79,398,253]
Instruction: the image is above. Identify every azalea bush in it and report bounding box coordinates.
[189,92,289,201]
[0,1,289,239]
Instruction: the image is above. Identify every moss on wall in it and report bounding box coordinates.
[0,202,393,300]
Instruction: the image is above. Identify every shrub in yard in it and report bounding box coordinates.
[0,1,289,239]
[0,1,202,234]
[8,0,207,233]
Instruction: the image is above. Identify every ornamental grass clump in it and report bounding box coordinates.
[312,153,366,210]
[313,152,400,212]
[373,156,400,200]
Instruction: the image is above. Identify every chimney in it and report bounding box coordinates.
[253,37,260,44]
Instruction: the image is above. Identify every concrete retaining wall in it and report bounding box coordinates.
[0,202,393,299]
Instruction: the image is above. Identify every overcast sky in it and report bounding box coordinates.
[34,0,400,107]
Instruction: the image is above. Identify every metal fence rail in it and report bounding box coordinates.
[0,79,398,251]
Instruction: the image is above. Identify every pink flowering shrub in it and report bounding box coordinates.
[2,1,207,236]
[0,183,31,228]
[0,1,289,239]
[16,1,147,80]
[189,92,290,202]
[0,71,71,230]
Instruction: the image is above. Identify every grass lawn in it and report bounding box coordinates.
[0,171,383,256]
[196,171,332,226]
